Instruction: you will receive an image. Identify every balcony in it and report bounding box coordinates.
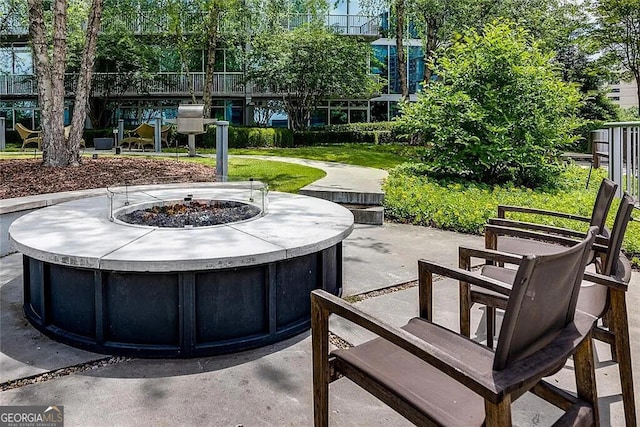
[0,73,248,97]
[1,13,381,37]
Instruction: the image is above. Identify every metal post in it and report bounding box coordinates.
[118,119,124,144]
[154,116,162,152]
[0,117,5,151]
[216,121,229,182]
[188,134,196,157]
[610,127,623,198]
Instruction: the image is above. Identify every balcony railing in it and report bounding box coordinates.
[596,121,640,201]
[2,13,380,37]
[0,73,248,97]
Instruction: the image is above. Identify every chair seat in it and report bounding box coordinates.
[332,318,491,426]
[478,265,609,318]
[497,236,569,256]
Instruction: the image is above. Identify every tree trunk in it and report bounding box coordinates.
[394,0,408,101]
[69,0,104,166]
[203,6,219,117]
[29,0,68,167]
[636,74,640,114]
[29,0,103,167]
[423,16,438,83]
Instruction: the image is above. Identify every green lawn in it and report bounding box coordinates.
[220,144,424,169]
[180,156,326,193]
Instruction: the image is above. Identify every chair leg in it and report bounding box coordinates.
[458,253,471,336]
[312,296,330,427]
[609,290,637,427]
[574,333,600,427]
[459,282,471,337]
[418,261,433,321]
[487,306,495,348]
[484,396,512,426]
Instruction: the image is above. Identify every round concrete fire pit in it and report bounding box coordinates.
[9,183,354,357]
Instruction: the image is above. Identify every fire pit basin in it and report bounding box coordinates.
[9,183,354,357]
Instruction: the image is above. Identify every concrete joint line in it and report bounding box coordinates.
[0,356,131,392]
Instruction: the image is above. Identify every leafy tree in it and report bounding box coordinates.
[398,20,583,188]
[0,0,23,35]
[165,0,248,116]
[595,0,640,109]
[28,0,104,167]
[246,24,378,130]
[412,0,497,82]
[88,0,159,127]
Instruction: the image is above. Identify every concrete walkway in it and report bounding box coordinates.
[1,154,638,426]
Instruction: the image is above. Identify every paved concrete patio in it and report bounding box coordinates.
[0,154,638,425]
[1,221,638,426]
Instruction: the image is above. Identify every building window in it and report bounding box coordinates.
[370,101,388,122]
[611,88,621,93]
[609,96,621,101]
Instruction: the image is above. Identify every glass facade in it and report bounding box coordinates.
[374,43,424,95]
[0,45,33,74]
[0,7,427,129]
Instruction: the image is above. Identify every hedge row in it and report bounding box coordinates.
[5,122,405,148]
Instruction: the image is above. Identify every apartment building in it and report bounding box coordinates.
[0,1,425,131]
[608,80,639,110]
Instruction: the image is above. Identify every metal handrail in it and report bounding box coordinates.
[596,122,640,201]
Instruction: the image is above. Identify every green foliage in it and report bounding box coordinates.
[619,107,640,121]
[201,125,294,148]
[383,163,640,259]
[246,24,379,130]
[595,0,640,109]
[229,127,294,148]
[398,20,584,188]
[293,122,407,145]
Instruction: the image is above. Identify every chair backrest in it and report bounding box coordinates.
[137,123,155,139]
[15,123,32,140]
[602,193,635,277]
[493,226,597,370]
[590,178,618,236]
[577,193,635,320]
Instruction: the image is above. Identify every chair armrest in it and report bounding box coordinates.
[582,271,628,292]
[487,218,588,239]
[484,224,582,247]
[497,205,591,223]
[418,259,513,296]
[488,218,611,248]
[458,246,523,268]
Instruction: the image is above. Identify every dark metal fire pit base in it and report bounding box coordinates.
[11,185,354,358]
[22,244,341,358]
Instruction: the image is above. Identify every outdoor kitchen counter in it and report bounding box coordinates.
[8,184,355,272]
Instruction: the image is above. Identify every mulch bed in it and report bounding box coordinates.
[0,157,216,199]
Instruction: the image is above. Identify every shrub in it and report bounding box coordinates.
[383,163,640,261]
[201,126,294,148]
[293,122,401,145]
[398,20,583,188]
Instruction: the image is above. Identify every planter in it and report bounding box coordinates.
[94,137,114,150]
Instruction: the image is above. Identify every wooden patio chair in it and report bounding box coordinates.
[485,178,618,257]
[452,194,637,426]
[16,123,42,150]
[313,227,599,426]
[118,123,154,150]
